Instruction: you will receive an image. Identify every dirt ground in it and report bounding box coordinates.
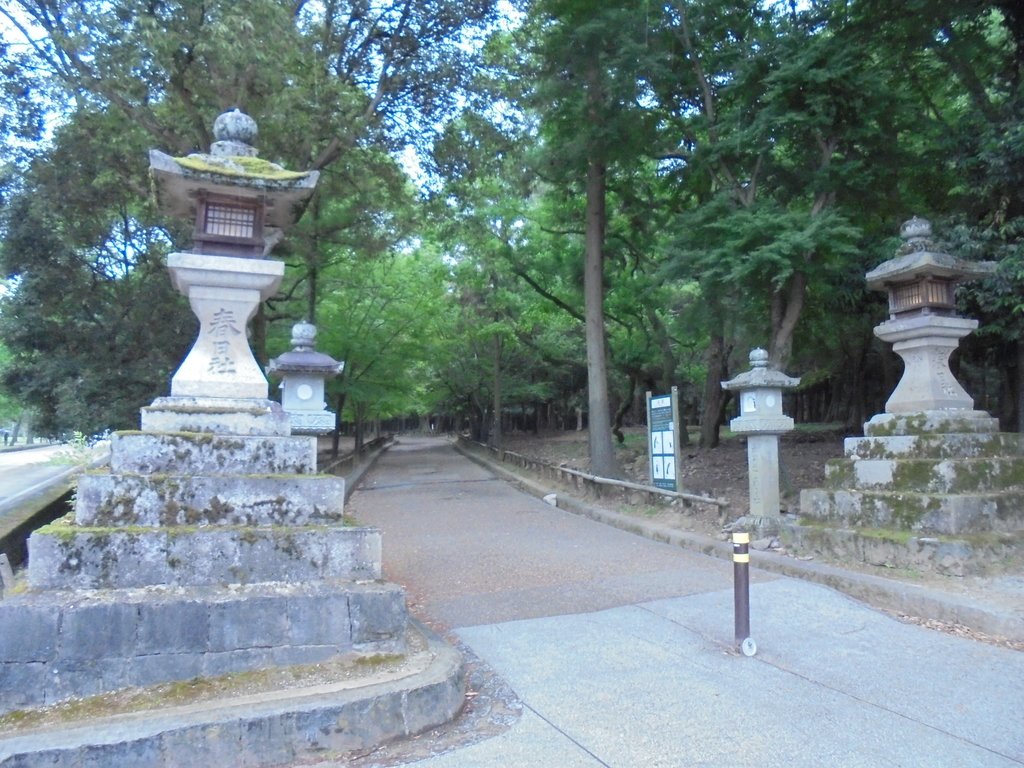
[499,426,846,534]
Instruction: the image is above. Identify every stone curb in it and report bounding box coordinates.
[343,438,394,502]
[455,441,1024,643]
[0,620,465,768]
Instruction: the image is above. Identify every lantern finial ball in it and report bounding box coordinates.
[213,108,258,145]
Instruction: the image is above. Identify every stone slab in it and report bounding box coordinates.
[75,472,346,527]
[140,397,291,436]
[823,456,1024,494]
[782,523,1024,576]
[864,410,998,436]
[27,525,381,589]
[844,431,1024,460]
[109,431,317,475]
[0,581,407,715]
[0,622,462,768]
[800,487,1024,533]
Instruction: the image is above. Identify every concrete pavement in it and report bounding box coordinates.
[332,436,1023,767]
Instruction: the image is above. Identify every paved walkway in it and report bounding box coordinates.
[332,437,1024,767]
[0,445,76,518]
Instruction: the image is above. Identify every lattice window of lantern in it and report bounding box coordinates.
[889,278,955,316]
[204,202,256,239]
[192,194,265,256]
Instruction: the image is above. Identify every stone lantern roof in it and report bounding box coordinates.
[865,217,995,300]
[267,321,344,378]
[149,108,319,239]
[722,348,801,392]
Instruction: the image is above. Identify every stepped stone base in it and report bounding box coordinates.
[0,581,405,714]
[797,410,1024,572]
[75,472,346,527]
[0,391,463,759]
[110,432,318,475]
[782,524,1024,577]
[0,623,465,768]
[800,488,1024,535]
[27,524,380,589]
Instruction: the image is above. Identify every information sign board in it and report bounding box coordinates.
[647,388,679,491]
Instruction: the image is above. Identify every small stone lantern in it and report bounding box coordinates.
[722,349,801,525]
[865,217,995,417]
[267,321,344,434]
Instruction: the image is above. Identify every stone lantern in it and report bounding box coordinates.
[146,108,319,426]
[722,348,801,526]
[865,217,995,424]
[267,321,344,434]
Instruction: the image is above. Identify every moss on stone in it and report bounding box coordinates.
[0,651,408,735]
[891,460,941,492]
[173,154,310,181]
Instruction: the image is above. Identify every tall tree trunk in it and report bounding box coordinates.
[768,271,807,368]
[583,155,620,477]
[612,372,636,444]
[700,330,729,448]
[1017,338,1024,433]
[490,333,503,449]
[646,306,689,445]
[307,262,318,324]
[331,390,347,457]
[252,304,268,370]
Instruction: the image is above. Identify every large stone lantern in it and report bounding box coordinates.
[267,321,345,434]
[147,108,319,423]
[865,216,995,423]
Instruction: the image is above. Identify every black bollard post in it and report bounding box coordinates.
[732,531,756,656]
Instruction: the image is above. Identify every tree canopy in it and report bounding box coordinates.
[1,0,1020,453]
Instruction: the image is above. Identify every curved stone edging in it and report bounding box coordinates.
[0,621,465,767]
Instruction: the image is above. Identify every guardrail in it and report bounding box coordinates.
[457,436,729,511]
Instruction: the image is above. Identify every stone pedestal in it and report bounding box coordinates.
[168,252,284,400]
[875,314,979,413]
[0,426,407,717]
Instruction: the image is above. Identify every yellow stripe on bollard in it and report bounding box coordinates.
[733,552,750,563]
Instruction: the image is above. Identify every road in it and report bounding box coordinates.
[338,436,1024,768]
[0,445,79,518]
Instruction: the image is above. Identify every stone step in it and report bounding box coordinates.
[27,523,380,589]
[0,581,405,715]
[822,456,1024,494]
[140,396,291,437]
[110,431,318,475]
[800,487,1024,534]
[0,622,464,768]
[843,432,1024,461]
[782,523,1024,578]
[863,410,999,437]
[75,472,345,527]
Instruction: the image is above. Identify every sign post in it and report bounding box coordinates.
[647,386,681,492]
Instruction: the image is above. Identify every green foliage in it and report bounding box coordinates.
[1,0,1023,440]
